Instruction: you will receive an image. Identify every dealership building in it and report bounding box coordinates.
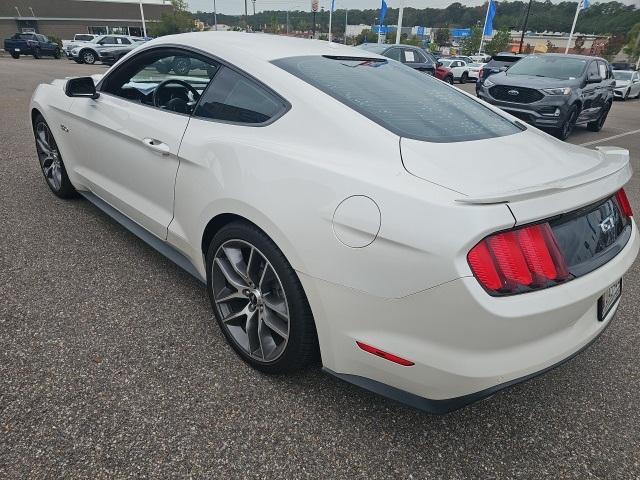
[0,0,172,41]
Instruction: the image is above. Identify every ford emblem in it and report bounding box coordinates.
[508,89,519,96]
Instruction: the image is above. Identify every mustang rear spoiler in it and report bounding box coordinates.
[456,146,631,205]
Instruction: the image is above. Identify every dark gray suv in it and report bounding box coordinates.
[477,54,615,140]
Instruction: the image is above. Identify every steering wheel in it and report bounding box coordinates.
[152,79,200,111]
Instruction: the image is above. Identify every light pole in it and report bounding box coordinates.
[344,8,348,44]
[519,0,532,54]
[244,0,249,31]
[138,0,147,38]
[213,0,218,30]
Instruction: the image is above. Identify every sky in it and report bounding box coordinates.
[183,0,638,15]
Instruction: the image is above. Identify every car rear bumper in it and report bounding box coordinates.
[303,219,639,412]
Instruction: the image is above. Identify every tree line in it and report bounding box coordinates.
[193,1,639,37]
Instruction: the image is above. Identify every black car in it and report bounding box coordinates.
[477,54,615,140]
[358,44,436,76]
[475,52,525,94]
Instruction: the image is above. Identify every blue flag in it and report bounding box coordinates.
[331,0,336,12]
[379,0,388,26]
[483,0,496,36]
[580,0,589,10]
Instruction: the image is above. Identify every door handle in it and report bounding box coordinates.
[142,138,170,155]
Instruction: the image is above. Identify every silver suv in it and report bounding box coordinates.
[66,35,144,64]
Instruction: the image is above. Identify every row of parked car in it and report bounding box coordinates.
[358,43,636,140]
[3,32,146,66]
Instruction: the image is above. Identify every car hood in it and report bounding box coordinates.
[400,129,630,203]
[614,80,630,87]
[491,72,578,88]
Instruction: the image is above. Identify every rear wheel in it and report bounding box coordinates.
[587,102,611,132]
[206,222,319,373]
[11,52,19,59]
[81,50,96,65]
[460,72,468,84]
[33,114,77,199]
[554,106,577,140]
[172,57,191,75]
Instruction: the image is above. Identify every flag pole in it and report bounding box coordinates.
[344,8,348,44]
[479,0,491,54]
[565,1,581,54]
[395,1,404,44]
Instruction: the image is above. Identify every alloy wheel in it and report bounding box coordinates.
[211,239,290,363]
[35,122,63,191]
[83,51,95,64]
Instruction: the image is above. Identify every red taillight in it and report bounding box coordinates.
[468,223,571,295]
[616,188,633,218]
[356,341,414,366]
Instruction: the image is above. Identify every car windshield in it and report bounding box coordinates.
[439,60,452,67]
[613,71,632,81]
[507,56,587,79]
[273,55,520,143]
[75,35,95,41]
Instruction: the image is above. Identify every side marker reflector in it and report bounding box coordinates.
[356,341,414,366]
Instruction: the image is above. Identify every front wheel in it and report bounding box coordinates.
[33,48,41,59]
[11,52,20,59]
[54,48,61,59]
[81,50,96,64]
[206,222,319,374]
[587,102,611,132]
[33,114,77,198]
[445,75,454,84]
[554,106,577,140]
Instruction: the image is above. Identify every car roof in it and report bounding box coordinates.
[144,31,384,63]
[536,52,607,62]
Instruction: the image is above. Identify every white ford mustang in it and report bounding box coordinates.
[30,32,638,413]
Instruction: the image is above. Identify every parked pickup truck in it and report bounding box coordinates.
[3,33,61,59]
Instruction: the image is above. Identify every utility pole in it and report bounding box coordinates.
[213,0,218,30]
[519,0,532,53]
[252,0,256,15]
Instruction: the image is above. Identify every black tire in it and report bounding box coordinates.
[460,72,468,84]
[172,57,191,76]
[11,52,19,59]
[54,48,61,59]
[623,89,629,101]
[554,105,578,140]
[81,49,96,65]
[206,221,319,374]
[587,102,611,132]
[33,114,77,199]
[33,48,41,59]
[74,58,84,64]
[445,75,454,84]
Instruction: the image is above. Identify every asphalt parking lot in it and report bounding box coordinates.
[1,56,639,479]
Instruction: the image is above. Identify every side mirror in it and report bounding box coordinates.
[65,77,99,99]
[586,75,602,84]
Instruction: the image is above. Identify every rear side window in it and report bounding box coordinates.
[273,55,520,143]
[194,67,285,124]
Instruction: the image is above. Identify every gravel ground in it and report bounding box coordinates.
[1,56,640,479]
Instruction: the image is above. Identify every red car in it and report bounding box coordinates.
[434,63,454,84]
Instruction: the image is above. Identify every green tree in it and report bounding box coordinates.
[354,29,378,45]
[434,27,450,46]
[485,28,511,55]
[624,23,640,64]
[148,0,194,37]
[459,26,482,55]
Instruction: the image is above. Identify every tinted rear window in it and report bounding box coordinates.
[273,55,520,143]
